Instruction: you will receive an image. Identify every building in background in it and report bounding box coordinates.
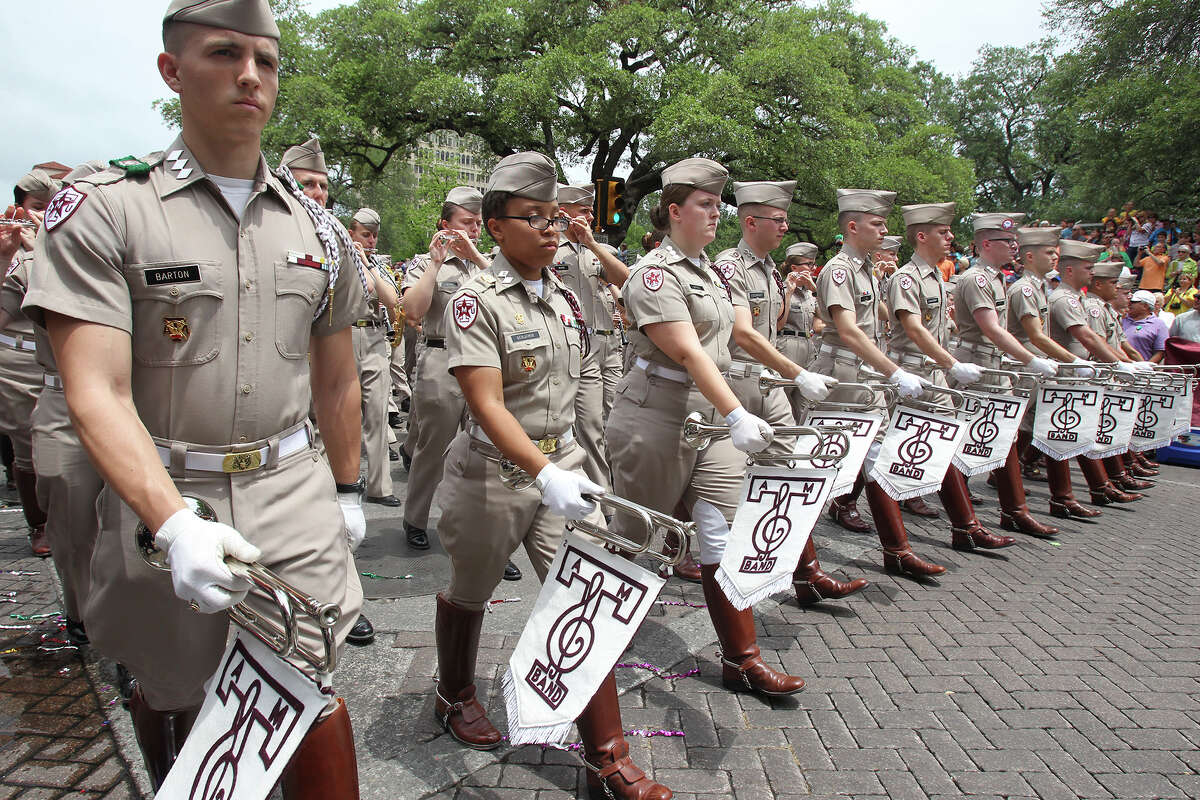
[409,131,489,191]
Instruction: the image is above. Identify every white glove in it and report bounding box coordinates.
[1131,361,1154,373]
[888,367,925,399]
[1069,358,1097,379]
[155,508,261,614]
[338,489,367,552]
[1026,356,1059,379]
[1114,361,1138,375]
[535,463,603,520]
[948,361,984,386]
[793,370,837,402]
[725,406,774,453]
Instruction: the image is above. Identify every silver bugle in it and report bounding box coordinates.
[681,411,850,455]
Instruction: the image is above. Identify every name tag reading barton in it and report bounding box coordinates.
[144,265,201,286]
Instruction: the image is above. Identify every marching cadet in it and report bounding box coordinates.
[553,183,629,490]
[400,187,492,552]
[281,137,330,207]
[952,213,1061,538]
[812,189,945,579]
[775,243,822,419]
[592,244,625,418]
[608,158,811,700]
[434,152,670,800]
[0,170,58,557]
[26,1,368,793]
[1045,241,1146,506]
[886,202,1015,551]
[713,182,866,605]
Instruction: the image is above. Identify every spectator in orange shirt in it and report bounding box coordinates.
[1138,241,1170,291]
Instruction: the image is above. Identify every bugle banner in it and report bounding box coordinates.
[1129,389,1178,451]
[1089,388,1139,459]
[795,411,881,496]
[1032,383,1105,460]
[869,404,968,501]
[952,391,1028,476]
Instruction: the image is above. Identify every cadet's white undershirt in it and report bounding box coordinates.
[208,174,256,220]
[522,278,544,296]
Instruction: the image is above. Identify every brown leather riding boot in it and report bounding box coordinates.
[129,685,201,791]
[13,468,48,555]
[1046,458,1102,519]
[828,471,871,532]
[658,529,701,583]
[1018,430,1047,481]
[280,698,360,799]
[792,538,869,604]
[576,672,672,800]
[865,481,946,577]
[1104,456,1155,491]
[433,594,502,749]
[699,564,805,696]
[994,443,1059,537]
[902,496,940,518]
[1078,456,1142,504]
[1129,451,1159,476]
[938,468,1015,551]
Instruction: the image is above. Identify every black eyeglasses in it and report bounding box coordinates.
[746,215,790,227]
[496,215,571,232]
[987,237,1019,247]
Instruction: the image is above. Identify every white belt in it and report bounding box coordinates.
[957,339,1000,355]
[155,426,311,473]
[43,373,63,390]
[819,344,860,363]
[0,333,36,352]
[724,361,763,379]
[888,351,929,370]
[634,356,690,385]
[468,423,575,454]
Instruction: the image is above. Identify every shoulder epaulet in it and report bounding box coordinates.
[632,248,670,271]
[714,247,741,264]
[473,272,497,290]
[107,152,164,179]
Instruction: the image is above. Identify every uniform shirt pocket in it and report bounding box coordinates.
[125,260,223,367]
[503,328,551,383]
[684,286,720,335]
[275,261,329,359]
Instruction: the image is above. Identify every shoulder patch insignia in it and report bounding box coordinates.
[1022,285,1034,297]
[1089,307,1101,317]
[1068,297,1080,308]
[643,267,664,291]
[975,274,988,288]
[718,261,736,280]
[43,187,87,232]
[831,268,847,285]
[898,275,914,291]
[453,294,478,329]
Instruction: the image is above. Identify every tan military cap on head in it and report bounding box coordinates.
[15,169,61,202]
[901,202,956,227]
[281,137,326,174]
[557,184,595,206]
[351,208,381,231]
[163,0,280,39]
[879,236,903,252]
[445,186,483,214]
[661,158,728,196]
[486,152,558,202]
[732,180,796,211]
[1117,275,1138,290]
[1091,261,1123,279]
[1018,227,1061,247]
[786,242,818,260]
[836,189,896,217]
[1058,239,1105,263]
[971,212,1026,234]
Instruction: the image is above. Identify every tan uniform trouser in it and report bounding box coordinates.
[388,336,411,420]
[32,384,102,623]
[727,372,796,456]
[0,343,41,469]
[85,436,363,710]
[575,349,610,490]
[776,334,814,423]
[594,332,623,421]
[354,325,393,498]
[405,344,466,529]
[809,353,891,448]
[439,433,600,610]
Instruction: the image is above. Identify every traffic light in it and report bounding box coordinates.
[592,177,626,233]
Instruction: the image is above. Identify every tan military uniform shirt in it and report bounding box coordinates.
[1047,285,1090,359]
[1005,273,1049,354]
[954,264,1008,347]
[782,288,816,334]
[886,253,947,355]
[1,253,35,336]
[1083,294,1119,347]
[621,237,735,372]
[446,254,582,438]
[551,238,605,330]
[815,246,880,351]
[716,239,782,359]
[401,253,481,340]
[24,137,367,446]
[2,253,55,373]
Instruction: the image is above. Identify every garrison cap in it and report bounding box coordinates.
[732,180,796,211]
[281,137,327,174]
[836,189,896,217]
[1117,275,1138,290]
[901,202,955,227]
[1091,261,1123,279]
[15,169,61,202]
[557,183,595,206]
[486,152,558,201]
[661,158,728,196]
[1018,227,1061,248]
[351,208,381,231]
[878,236,903,252]
[445,186,483,214]
[785,242,818,260]
[1058,239,1105,263]
[971,212,1025,234]
[163,0,280,39]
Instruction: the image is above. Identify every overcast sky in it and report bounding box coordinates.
[1,0,1049,194]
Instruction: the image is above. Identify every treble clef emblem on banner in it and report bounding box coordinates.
[739,476,823,574]
[900,419,934,467]
[1051,393,1080,434]
[1097,401,1117,438]
[1137,401,1158,429]
[748,484,791,573]
[968,403,999,449]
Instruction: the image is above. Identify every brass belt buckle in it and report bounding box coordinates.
[537,437,558,454]
[222,450,263,473]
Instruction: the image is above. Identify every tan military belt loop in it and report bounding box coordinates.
[168,442,188,480]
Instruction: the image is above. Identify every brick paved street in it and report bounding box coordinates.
[2,453,1198,799]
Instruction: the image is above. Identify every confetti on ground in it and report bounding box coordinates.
[360,571,412,580]
[616,662,700,680]
[656,600,706,608]
[0,571,38,577]
[9,612,61,621]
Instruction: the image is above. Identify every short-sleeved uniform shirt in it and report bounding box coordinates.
[401,252,482,341]
[1082,294,1119,347]
[886,254,947,355]
[2,253,55,373]
[551,238,605,331]
[1046,285,1091,359]
[782,288,817,334]
[24,138,367,447]
[1005,273,1049,354]
[815,247,880,351]
[715,239,782,359]
[954,264,1008,348]
[621,237,735,373]
[445,254,582,439]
